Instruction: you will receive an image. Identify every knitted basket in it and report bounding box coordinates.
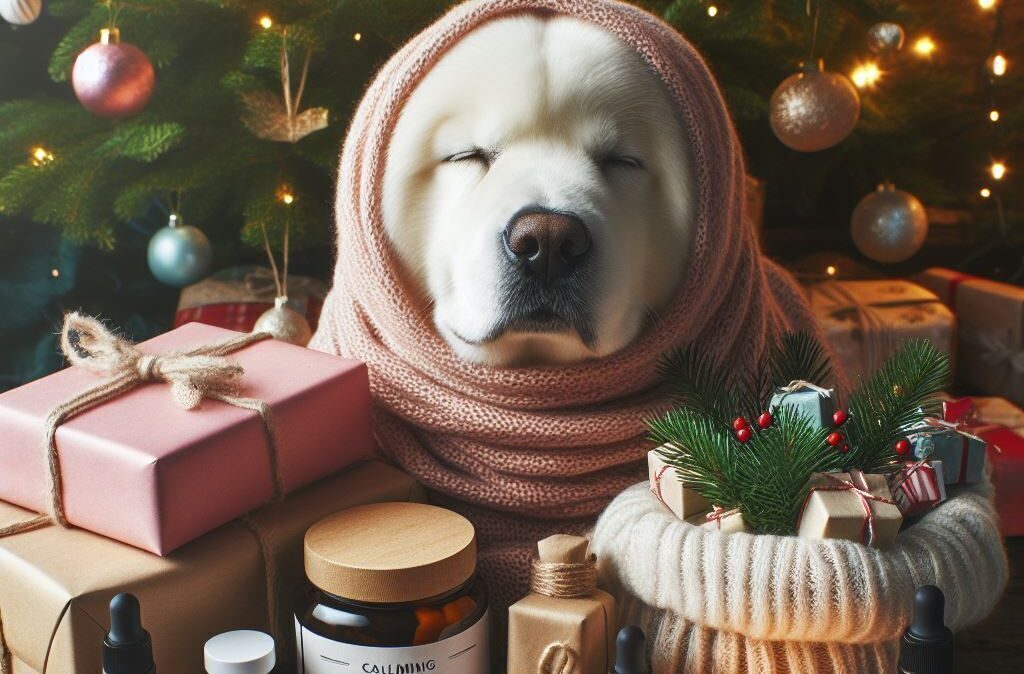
[591,480,1007,674]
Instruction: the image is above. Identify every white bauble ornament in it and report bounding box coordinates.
[867,22,905,55]
[253,296,312,346]
[147,214,213,287]
[851,183,928,263]
[1,0,42,25]
[769,60,861,152]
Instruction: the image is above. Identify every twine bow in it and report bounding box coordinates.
[778,379,833,398]
[705,505,740,528]
[799,469,896,547]
[0,313,279,539]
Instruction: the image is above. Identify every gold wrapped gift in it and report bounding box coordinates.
[508,535,616,674]
[0,460,425,674]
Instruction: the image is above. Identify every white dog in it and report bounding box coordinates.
[382,15,693,366]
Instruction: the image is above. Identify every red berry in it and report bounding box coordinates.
[757,412,773,429]
[732,417,749,431]
[838,443,850,454]
[832,409,848,426]
[827,432,844,447]
[736,427,752,443]
[895,439,911,456]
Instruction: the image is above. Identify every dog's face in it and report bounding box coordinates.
[382,15,693,366]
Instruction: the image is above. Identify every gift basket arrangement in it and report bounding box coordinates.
[593,334,1008,673]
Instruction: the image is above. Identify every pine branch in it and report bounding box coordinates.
[841,339,950,473]
[657,345,735,426]
[770,332,835,389]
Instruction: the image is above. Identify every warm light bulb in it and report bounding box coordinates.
[30,146,54,166]
[990,109,1000,122]
[50,268,60,278]
[826,265,838,277]
[913,36,936,57]
[707,5,718,17]
[980,188,992,198]
[353,32,362,41]
[991,161,1007,180]
[278,185,296,204]
[979,0,997,9]
[851,62,882,89]
[992,53,1007,76]
[258,15,273,29]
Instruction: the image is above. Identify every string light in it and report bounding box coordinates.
[913,36,936,57]
[277,185,295,204]
[50,268,60,278]
[978,0,997,9]
[258,15,273,30]
[353,32,362,41]
[826,265,838,277]
[707,5,718,17]
[990,161,1006,180]
[30,146,54,166]
[991,53,1007,76]
[851,62,881,89]
[980,188,992,198]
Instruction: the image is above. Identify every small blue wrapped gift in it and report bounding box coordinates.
[769,381,837,429]
[907,420,986,485]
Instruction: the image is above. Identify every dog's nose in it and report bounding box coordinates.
[503,210,591,281]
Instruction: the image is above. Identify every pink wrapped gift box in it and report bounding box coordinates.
[0,322,374,555]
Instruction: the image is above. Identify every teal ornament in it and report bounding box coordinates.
[769,381,837,429]
[147,214,212,287]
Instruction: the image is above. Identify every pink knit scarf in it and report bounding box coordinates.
[310,0,827,609]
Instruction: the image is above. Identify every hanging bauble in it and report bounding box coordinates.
[0,0,41,25]
[851,182,928,263]
[147,213,212,287]
[253,296,313,346]
[867,22,905,55]
[72,28,155,119]
[769,60,860,152]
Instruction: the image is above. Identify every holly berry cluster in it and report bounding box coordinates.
[732,408,851,452]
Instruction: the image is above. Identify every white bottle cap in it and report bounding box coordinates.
[204,631,275,674]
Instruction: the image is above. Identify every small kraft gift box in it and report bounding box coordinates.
[648,446,710,520]
[0,314,374,555]
[917,268,1024,405]
[0,460,426,674]
[684,506,748,533]
[508,535,617,674]
[797,470,903,548]
[806,279,955,383]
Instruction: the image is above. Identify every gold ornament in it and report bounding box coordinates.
[254,296,312,346]
[769,60,860,153]
[241,34,328,143]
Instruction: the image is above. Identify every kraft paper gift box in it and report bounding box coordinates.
[648,447,710,520]
[174,265,328,333]
[797,471,903,549]
[0,460,426,674]
[0,320,375,555]
[806,279,955,383]
[508,535,616,674]
[685,507,748,533]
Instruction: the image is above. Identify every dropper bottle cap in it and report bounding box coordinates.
[614,625,651,674]
[103,593,155,674]
[899,585,954,674]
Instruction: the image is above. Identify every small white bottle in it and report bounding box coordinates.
[204,631,276,674]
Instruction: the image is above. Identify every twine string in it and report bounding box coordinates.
[650,464,671,506]
[530,556,598,599]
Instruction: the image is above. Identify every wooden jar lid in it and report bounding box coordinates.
[303,502,477,604]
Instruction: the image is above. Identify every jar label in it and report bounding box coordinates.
[296,611,490,674]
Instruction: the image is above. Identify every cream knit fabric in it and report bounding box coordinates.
[591,481,1008,673]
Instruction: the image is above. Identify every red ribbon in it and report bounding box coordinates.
[798,469,896,546]
[705,505,740,529]
[650,464,672,506]
[944,271,975,309]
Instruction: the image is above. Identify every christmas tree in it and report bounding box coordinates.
[0,0,1019,389]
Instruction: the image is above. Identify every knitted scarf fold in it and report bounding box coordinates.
[310,0,829,605]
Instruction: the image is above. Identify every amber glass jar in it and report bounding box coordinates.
[295,502,490,673]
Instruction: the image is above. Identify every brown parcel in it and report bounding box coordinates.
[797,471,903,549]
[508,535,616,674]
[0,460,425,674]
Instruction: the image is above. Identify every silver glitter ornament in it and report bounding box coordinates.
[769,60,860,153]
[851,183,928,263]
[253,296,312,346]
[0,0,41,25]
[147,214,213,287]
[867,22,905,55]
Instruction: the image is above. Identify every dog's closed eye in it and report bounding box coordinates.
[443,148,492,166]
[598,154,644,170]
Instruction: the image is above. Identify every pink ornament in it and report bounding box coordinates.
[72,28,155,119]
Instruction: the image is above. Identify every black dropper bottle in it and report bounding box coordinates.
[899,585,954,674]
[103,593,155,674]
[614,625,651,674]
